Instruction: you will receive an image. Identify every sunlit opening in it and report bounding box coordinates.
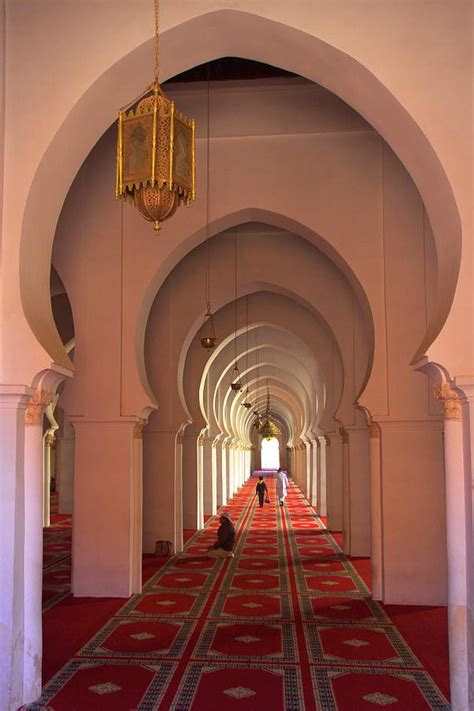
[261,437,280,469]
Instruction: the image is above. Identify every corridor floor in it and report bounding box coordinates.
[28,475,449,710]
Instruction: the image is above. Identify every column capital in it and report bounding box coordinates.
[339,427,349,444]
[434,382,462,421]
[133,418,147,439]
[369,422,381,438]
[25,389,54,426]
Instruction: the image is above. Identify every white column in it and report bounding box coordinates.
[58,415,74,514]
[182,429,200,530]
[0,386,35,710]
[317,436,327,516]
[326,432,343,530]
[213,440,223,507]
[74,419,144,596]
[220,443,228,506]
[437,383,473,710]
[346,425,371,557]
[24,410,47,702]
[304,441,311,499]
[43,434,52,526]
[369,422,383,600]
[203,435,216,517]
[131,421,144,594]
[42,397,58,527]
[341,428,351,554]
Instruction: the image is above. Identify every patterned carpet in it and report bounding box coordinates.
[26,477,450,710]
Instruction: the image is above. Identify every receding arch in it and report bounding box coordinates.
[20,8,461,382]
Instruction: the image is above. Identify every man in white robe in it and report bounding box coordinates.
[276,467,289,506]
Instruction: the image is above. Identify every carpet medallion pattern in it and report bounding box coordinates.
[27,477,449,709]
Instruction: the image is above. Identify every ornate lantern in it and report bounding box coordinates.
[230,363,242,391]
[116,0,195,232]
[257,382,281,439]
[200,304,217,350]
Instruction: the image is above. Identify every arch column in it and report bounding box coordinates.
[143,425,184,558]
[72,418,146,597]
[317,435,327,516]
[182,427,203,531]
[308,438,318,508]
[24,389,54,705]
[341,428,351,554]
[202,434,216,518]
[42,396,58,527]
[325,431,343,530]
[57,411,75,514]
[369,422,383,600]
[344,424,371,557]
[377,418,445,604]
[0,386,34,709]
[303,439,312,500]
[436,382,473,710]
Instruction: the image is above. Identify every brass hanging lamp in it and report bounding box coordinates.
[258,379,281,440]
[116,0,195,233]
[200,68,217,350]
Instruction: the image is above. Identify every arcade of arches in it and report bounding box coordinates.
[0,3,472,710]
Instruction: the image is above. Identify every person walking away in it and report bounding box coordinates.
[255,476,268,507]
[207,511,236,558]
[276,467,289,506]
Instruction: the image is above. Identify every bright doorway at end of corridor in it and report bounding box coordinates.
[261,436,280,470]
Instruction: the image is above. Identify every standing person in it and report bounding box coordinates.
[207,512,236,558]
[255,476,269,508]
[276,467,289,506]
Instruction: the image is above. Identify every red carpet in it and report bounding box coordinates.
[26,478,449,709]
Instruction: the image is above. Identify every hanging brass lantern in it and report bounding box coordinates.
[258,416,281,440]
[257,381,281,439]
[230,363,242,391]
[241,386,252,409]
[116,1,195,233]
[200,303,217,350]
[116,85,195,232]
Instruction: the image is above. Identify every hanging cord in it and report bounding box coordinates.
[255,329,259,411]
[245,295,249,390]
[154,0,160,85]
[234,228,238,365]
[205,65,211,310]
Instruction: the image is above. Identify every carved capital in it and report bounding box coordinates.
[340,427,349,444]
[324,434,331,447]
[45,432,56,447]
[25,389,54,426]
[133,418,147,439]
[434,382,462,421]
[369,422,380,439]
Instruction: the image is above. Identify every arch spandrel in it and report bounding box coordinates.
[14,7,464,387]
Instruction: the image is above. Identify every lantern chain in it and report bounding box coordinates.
[154,0,160,85]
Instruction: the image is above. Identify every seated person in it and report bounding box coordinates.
[207,511,235,558]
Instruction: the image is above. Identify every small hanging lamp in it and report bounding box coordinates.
[230,362,242,391]
[200,303,217,350]
[116,0,195,233]
[199,66,218,350]
[241,389,252,408]
[257,379,281,439]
